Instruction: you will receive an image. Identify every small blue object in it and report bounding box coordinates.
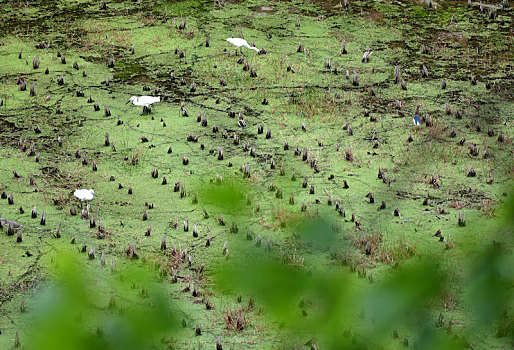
[413,114,420,126]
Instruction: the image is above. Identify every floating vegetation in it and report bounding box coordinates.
[0,1,512,349]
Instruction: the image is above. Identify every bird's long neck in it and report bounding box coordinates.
[243,43,259,52]
[415,105,420,115]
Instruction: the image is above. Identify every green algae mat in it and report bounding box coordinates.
[0,0,513,349]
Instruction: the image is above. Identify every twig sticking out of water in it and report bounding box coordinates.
[29,82,36,96]
[421,65,429,78]
[108,55,115,68]
[352,71,359,86]
[458,212,466,227]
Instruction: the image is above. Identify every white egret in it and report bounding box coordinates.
[226,38,259,55]
[126,95,161,107]
[74,189,96,207]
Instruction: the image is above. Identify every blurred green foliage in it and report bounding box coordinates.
[15,189,512,350]
[24,253,177,350]
[213,191,514,349]
[19,192,513,350]
[196,178,247,215]
[298,217,338,248]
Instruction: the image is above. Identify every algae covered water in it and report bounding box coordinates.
[0,1,512,349]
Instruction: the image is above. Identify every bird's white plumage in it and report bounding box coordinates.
[74,189,96,201]
[413,115,421,127]
[128,95,161,107]
[226,38,259,53]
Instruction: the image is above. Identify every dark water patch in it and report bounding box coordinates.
[389,40,409,50]
[310,0,349,11]
[113,63,146,81]
[0,1,179,46]
[159,0,213,17]
[361,8,385,22]
[0,115,25,144]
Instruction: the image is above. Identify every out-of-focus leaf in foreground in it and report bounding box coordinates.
[464,190,514,338]
[361,260,443,334]
[298,216,337,248]
[196,178,247,215]
[25,252,177,350]
[216,255,313,323]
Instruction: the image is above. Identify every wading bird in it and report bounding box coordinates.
[74,189,96,207]
[413,104,421,129]
[226,38,259,55]
[126,95,161,107]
